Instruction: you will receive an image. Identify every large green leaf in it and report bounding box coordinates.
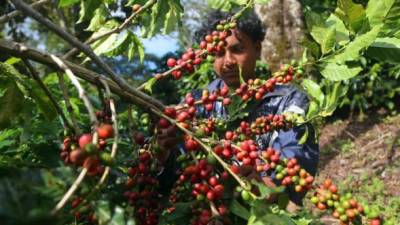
[86,5,108,31]
[336,0,366,33]
[366,0,395,26]
[229,199,250,220]
[366,37,400,64]
[128,33,145,63]
[310,26,336,55]
[163,0,183,35]
[319,63,363,81]
[333,25,382,63]
[326,14,350,45]
[302,79,325,106]
[78,0,102,23]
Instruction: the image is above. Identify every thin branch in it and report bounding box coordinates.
[10,0,164,110]
[22,59,74,132]
[0,0,50,24]
[0,40,163,113]
[57,72,82,135]
[98,78,119,185]
[50,54,99,214]
[63,0,157,59]
[52,168,88,214]
[50,54,98,127]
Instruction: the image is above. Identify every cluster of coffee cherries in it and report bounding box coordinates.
[124,151,161,225]
[229,114,292,138]
[311,179,381,225]
[164,20,235,80]
[60,121,114,176]
[166,48,203,80]
[168,159,230,225]
[70,197,97,224]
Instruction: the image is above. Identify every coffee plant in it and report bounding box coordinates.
[0,0,399,225]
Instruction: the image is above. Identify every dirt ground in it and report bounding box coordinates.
[309,113,400,224]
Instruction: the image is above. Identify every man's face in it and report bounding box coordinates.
[213,30,261,88]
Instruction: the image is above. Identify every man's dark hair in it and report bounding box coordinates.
[194,9,266,43]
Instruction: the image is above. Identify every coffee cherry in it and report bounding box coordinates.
[132,4,141,12]
[158,118,170,128]
[167,58,177,67]
[241,190,251,201]
[97,124,114,139]
[79,133,93,149]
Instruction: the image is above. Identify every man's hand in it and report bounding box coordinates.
[155,124,179,164]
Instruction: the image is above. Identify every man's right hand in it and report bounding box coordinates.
[155,124,179,163]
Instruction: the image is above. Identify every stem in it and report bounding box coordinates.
[57,72,82,135]
[63,0,157,59]
[98,79,119,185]
[50,55,98,127]
[22,59,74,132]
[50,54,100,214]
[0,0,50,24]
[52,168,88,214]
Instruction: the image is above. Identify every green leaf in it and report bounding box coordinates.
[310,26,336,55]
[95,201,112,224]
[59,0,80,7]
[323,82,347,115]
[326,14,350,45]
[163,0,183,35]
[250,213,296,225]
[298,126,309,145]
[109,206,125,225]
[159,202,193,224]
[145,0,170,37]
[365,37,400,63]
[306,101,319,120]
[302,79,325,106]
[0,81,24,129]
[143,77,157,94]
[336,0,366,33]
[251,180,285,199]
[129,33,145,63]
[319,63,362,81]
[333,25,382,63]
[229,199,250,220]
[366,0,395,26]
[78,0,102,23]
[86,5,108,31]
[207,0,234,11]
[5,57,21,65]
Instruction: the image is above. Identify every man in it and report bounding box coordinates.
[157,10,319,209]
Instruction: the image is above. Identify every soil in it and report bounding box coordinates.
[310,113,400,224]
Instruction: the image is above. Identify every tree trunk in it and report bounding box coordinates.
[255,0,305,72]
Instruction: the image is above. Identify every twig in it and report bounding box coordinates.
[57,72,82,135]
[52,168,88,214]
[0,0,50,24]
[10,0,164,110]
[98,78,119,185]
[0,40,162,112]
[50,54,99,214]
[63,0,157,59]
[22,59,74,132]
